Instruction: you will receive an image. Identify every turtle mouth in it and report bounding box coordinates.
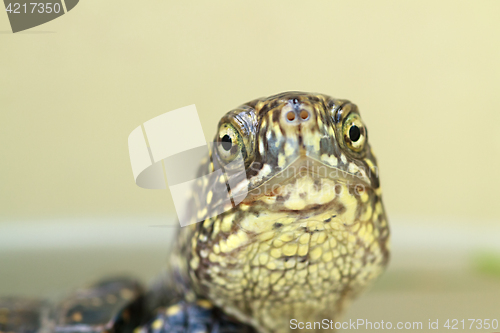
[240,156,372,203]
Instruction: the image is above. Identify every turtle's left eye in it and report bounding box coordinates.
[221,134,232,151]
[216,123,246,163]
[342,113,367,152]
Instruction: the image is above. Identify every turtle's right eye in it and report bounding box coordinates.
[216,123,246,163]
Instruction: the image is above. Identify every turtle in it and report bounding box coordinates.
[0,92,390,333]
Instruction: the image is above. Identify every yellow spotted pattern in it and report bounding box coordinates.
[169,92,390,333]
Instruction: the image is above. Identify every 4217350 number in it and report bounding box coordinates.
[5,3,62,14]
[444,319,499,330]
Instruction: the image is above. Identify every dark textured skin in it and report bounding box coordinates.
[0,278,143,333]
[136,301,255,333]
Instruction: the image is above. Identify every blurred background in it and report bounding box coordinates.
[1,1,499,331]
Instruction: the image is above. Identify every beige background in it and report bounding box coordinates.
[1,0,500,223]
[1,2,500,329]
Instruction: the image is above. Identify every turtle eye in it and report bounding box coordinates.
[216,123,245,163]
[221,134,232,151]
[342,113,367,152]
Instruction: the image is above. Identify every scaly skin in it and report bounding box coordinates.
[168,92,390,333]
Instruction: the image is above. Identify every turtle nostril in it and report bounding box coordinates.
[299,110,310,120]
[286,111,296,121]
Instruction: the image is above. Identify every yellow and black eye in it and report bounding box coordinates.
[216,123,246,163]
[342,113,367,152]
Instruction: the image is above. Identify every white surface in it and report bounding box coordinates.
[0,216,177,251]
[1,215,498,255]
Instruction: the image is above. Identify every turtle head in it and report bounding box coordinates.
[212,92,381,215]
